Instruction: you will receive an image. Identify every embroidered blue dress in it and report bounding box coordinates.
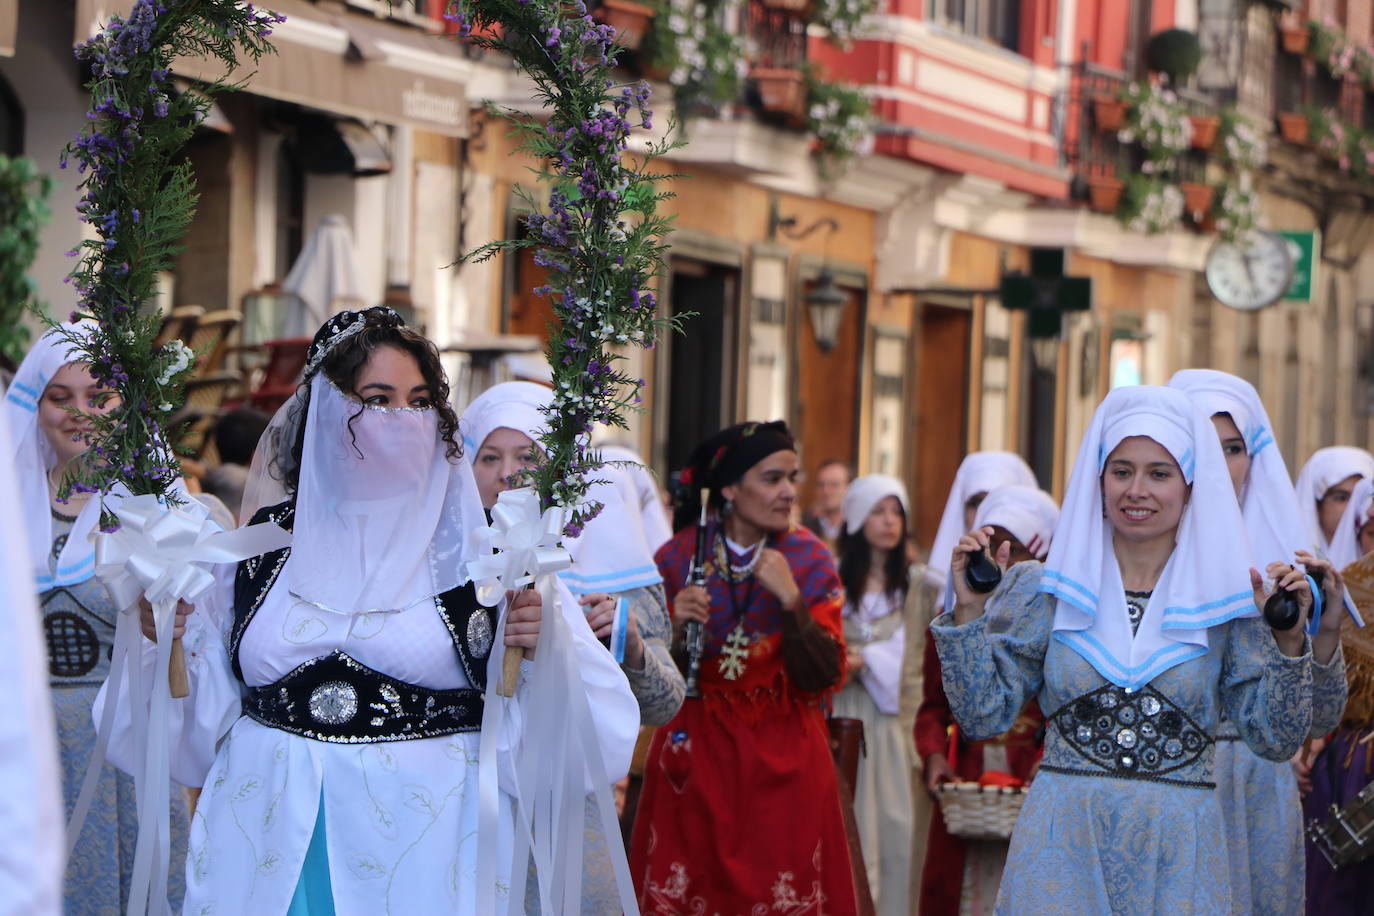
[43,511,188,915]
[931,562,1314,916]
[1212,643,1345,916]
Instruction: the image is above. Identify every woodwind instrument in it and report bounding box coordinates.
[683,488,709,698]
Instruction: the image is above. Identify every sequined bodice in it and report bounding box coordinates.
[42,513,117,689]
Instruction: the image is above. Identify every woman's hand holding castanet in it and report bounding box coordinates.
[1250,561,1311,657]
[951,527,1011,625]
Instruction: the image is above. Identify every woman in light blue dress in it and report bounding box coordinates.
[932,385,1324,915]
[1170,369,1349,915]
[3,324,188,914]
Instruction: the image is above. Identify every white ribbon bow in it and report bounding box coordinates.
[78,493,291,916]
[467,487,571,606]
[94,493,292,608]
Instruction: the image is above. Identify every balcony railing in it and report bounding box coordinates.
[745,0,807,72]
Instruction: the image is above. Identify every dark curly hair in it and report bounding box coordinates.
[269,312,462,495]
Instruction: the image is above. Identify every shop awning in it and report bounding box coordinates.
[74,0,469,137]
[0,0,17,57]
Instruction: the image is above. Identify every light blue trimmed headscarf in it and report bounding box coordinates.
[1045,385,1258,689]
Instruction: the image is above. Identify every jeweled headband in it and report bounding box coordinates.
[304,306,405,376]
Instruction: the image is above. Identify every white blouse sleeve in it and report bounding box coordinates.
[93,563,245,788]
[859,623,906,715]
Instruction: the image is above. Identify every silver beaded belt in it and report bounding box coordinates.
[1041,683,1216,789]
[244,650,483,743]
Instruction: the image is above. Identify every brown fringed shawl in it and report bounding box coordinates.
[1339,555,1374,730]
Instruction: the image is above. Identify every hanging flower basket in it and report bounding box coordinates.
[1277,112,1309,145]
[751,67,807,120]
[1279,19,1310,55]
[1087,175,1125,213]
[1189,114,1220,151]
[1180,181,1215,220]
[591,0,655,51]
[1094,95,1128,132]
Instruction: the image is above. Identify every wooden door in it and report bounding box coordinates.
[508,241,556,338]
[796,282,864,509]
[665,259,739,474]
[911,303,972,553]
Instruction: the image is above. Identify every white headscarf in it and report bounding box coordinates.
[841,473,909,536]
[598,443,672,554]
[973,485,1059,560]
[925,451,1036,589]
[1168,369,1306,568]
[1045,385,1257,689]
[1295,445,1374,552]
[459,382,662,594]
[1328,477,1374,572]
[2,322,101,589]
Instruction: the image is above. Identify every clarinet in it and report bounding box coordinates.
[683,489,710,699]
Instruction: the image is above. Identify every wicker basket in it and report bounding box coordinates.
[936,782,1028,840]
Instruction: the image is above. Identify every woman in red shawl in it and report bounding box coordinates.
[629,421,856,915]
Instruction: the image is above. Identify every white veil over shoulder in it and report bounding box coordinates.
[3,322,101,588]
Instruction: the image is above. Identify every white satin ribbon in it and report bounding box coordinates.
[467,487,571,605]
[468,487,636,914]
[73,494,289,916]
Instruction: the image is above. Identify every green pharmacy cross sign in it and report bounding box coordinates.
[999,247,1093,338]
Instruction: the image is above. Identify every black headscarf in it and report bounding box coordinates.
[672,420,795,531]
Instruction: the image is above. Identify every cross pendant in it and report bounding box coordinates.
[718,622,751,680]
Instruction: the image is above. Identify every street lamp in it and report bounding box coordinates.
[806,267,848,352]
[767,196,846,352]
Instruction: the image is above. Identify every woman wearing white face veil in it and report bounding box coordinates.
[95,309,637,915]
[932,385,1318,916]
[1170,369,1348,916]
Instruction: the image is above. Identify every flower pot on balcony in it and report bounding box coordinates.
[1189,114,1220,151]
[1087,175,1125,213]
[751,67,806,120]
[1180,182,1215,219]
[1277,111,1309,145]
[1280,19,1310,55]
[760,0,814,13]
[592,0,655,51]
[1094,96,1127,132]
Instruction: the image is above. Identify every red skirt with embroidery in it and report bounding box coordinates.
[629,689,857,916]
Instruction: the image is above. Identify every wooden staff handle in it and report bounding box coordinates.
[169,637,189,698]
[500,645,522,698]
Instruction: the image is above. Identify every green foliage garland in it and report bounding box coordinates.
[447,0,681,535]
[56,0,281,516]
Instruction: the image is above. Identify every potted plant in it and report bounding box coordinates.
[752,66,807,120]
[1278,11,1309,55]
[804,70,874,168]
[1189,113,1220,151]
[1217,108,1267,170]
[1211,173,1261,243]
[1086,173,1125,213]
[1118,82,1193,170]
[1277,110,1309,145]
[808,0,879,47]
[1094,94,1128,132]
[642,0,745,110]
[1304,105,1344,161]
[1145,29,1202,85]
[761,0,812,12]
[1309,18,1353,77]
[591,0,656,51]
[1119,173,1185,235]
[1179,180,1215,220]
